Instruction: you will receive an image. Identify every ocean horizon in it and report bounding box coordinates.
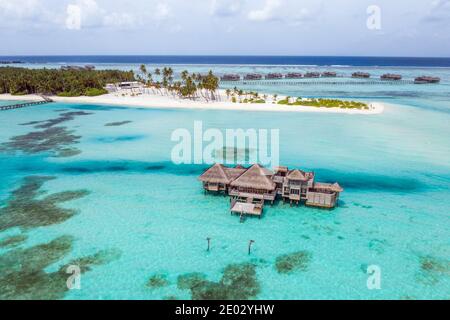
[2,55,450,68]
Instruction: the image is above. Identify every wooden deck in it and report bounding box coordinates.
[230,198,264,222]
[0,96,53,111]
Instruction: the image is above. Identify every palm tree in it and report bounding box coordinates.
[226,89,231,100]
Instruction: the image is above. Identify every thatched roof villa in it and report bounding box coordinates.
[221,74,241,81]
[322,71,337,77]
[381,74,402,80]
[265,73,284,80]
[352,72,371,78]
[244,73,263,80]
[285,73,303,79]
[304,72,321,78]
[199,163,343,220]
[414,76,441,84]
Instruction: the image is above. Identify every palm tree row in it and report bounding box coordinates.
[138,65,220,101]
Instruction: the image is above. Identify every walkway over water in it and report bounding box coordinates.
[0,96,54,111]
[220,80,417,86]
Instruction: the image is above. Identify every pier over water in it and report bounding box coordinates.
[0,96,54,111]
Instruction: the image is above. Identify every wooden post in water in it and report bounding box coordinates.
[206,237,211,252]
[248,240,255,255]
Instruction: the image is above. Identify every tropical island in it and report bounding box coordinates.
[0,66,383,114]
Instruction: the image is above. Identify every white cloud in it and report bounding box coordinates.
[0,0,40,18]
[155,2,171,21]
[211,0,243,17]
[424,0,450,23]
[248,0,281,21]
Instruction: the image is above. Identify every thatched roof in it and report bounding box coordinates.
[313,182,343,193]
[199,164,246,184]
[230,164,275,190]
[287,169,309,181]
[199,164,231,184]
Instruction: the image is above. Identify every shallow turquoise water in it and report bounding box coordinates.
[0,66,449,300]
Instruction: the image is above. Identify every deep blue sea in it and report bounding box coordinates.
[0,57,449,300]
[2,55,450,67]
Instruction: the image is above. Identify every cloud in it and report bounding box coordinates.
[248,0,281,21]
[211,0,243,17]
[155,2,171,21]
[423,0,450,23]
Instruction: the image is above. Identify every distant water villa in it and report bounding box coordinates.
[199,164,343,220]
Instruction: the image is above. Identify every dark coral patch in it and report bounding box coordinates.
[0,236,120,300]
[147,273,170,288]
[2,111,92,158]
[177,263,260,300]
[0,234,28,249]
[0,126,82,158]
[417,255,450,285]
[20,111,93,130]
[0,176,89,232]
[104,121,133,127]
[275,251,312,274]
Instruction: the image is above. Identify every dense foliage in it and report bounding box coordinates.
[278,97,368,109]
[0,67,135,96]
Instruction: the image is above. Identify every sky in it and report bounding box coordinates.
[0,0,449,57]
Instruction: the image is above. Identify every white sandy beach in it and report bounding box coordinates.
[0,91,384,115]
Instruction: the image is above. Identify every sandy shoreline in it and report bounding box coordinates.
[0,92,384,115]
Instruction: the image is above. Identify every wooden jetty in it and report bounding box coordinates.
[0,96,54,111]
[199,163,344,221]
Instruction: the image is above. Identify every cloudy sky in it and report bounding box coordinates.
[0,0,449,56]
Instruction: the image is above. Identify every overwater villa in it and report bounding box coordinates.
[304,72,321,78]
[285,73,303,79]
[381,74,402,80]
[266,73,284,79]
[221,74,241,81]
[322,71,337,77]
[414,76,441,84]
[199,164,343,220]
[352,72,371,78]
[244,73,263,80]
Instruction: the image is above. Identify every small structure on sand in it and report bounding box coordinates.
[199,164,343,221]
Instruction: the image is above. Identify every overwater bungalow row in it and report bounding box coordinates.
[352,72,371,78]
[321,71,337,77]
[414,76,441,84]
[221,74,241,81]
[381,74,402,80]
[304,72,321,78]
[199,164,343,219]
[266,73,284,79]
[244,73,263,80]
[285,73,304,79]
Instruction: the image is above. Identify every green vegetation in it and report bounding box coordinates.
[0,67,135,96]
[84,88,108,96]
[277,97,368,109]
[142,67,220,101]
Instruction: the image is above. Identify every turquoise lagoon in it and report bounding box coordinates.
[0,66,449,300]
